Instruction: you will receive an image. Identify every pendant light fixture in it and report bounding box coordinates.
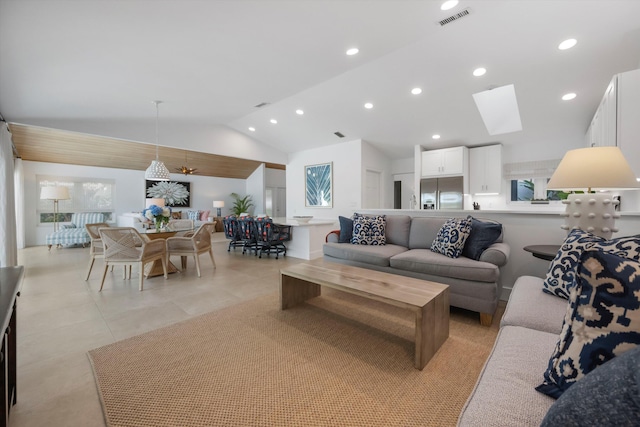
[145,100,171,181]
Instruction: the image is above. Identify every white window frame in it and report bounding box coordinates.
[37,175,116,225]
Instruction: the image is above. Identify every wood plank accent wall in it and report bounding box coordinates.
[9,124,285,179]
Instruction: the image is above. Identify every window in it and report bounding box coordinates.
[38,176,115,224]
[510,178,568,202]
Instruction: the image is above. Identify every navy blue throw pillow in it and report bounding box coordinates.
[540,345,640,426]
[338,216,353,243]
[462,217,502,260]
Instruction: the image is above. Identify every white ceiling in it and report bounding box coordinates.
[2,0,640,162]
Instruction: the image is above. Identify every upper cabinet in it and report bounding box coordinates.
[421,147,468,177]
[469,144,502,195]
[586,77,617,147]
[586,68,640,177]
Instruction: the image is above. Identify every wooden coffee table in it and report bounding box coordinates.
[279,263,450,370]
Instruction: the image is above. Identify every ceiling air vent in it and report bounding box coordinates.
[254,102,270,108]
[334,131,345,138]
[439,8,470,26]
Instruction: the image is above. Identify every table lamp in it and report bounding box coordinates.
[213,201,224,217]
[547,146,639,239]
[40,186,70,232]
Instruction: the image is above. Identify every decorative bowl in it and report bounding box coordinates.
[293,215,313,224]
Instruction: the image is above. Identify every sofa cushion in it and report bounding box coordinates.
[541,345,640,426]
[457,326,557,426]
[390,249,498,283]
[462,217,503,260]
[430,217,472,258]
[323,243,407,267]
[500,276,568,335]
[543,228,640,299]
[351,214,386,245]
[171,211,182,220]
[338,216,353,243]
[200,210,210,221]
[537,249,640,399]
[408,217,447,249]
[384,215,411,247]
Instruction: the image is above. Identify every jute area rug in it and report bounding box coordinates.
[88,289,502,427]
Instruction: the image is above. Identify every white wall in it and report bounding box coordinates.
[393,173,415,209]
[23,160,246,246]
[246,164,265,215]
[287,139,362,219]
[361,141,393,209]
[265,168,286,188]
[391,157,414,174]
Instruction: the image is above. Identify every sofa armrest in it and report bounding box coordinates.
[479,242,510,267]
[326,230,340,243]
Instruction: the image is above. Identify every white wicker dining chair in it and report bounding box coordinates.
[166,222,216,277]
[84,222,110,281]
[98,227,167,291]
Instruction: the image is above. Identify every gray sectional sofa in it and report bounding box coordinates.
[323,215,510,325]
[457,275,564,425]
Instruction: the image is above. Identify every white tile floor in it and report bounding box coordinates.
[11,234,303,426]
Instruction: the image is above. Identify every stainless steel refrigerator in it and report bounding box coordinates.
[420,176,464,210]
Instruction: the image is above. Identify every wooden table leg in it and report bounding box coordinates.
[414,289,450,370]
[145,260,178,278]
[280,274,321,310]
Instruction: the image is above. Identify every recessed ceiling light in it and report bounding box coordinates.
[270,119,278,124]
[562,93,577,101]
[411,87,423,95]
[364,102,373,109]
[296,109,304,115]
[346,47,359,56]
[432,134,441,140]
[441,0,459,11]
[248,127,256,132]
[558,38,577,50]
[473,67,487,77]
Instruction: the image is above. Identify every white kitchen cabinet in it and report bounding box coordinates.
[470,144,502,194]
[585,68,640,178]
[616,69,640,178]
[586,77,617,147]
[421,147,468,177]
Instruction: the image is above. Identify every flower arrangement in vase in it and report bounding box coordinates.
[143,204,172,232]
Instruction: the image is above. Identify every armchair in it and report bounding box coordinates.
[46,212,105,250]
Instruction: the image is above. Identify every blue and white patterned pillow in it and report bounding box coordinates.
[430,217,472,258]
[543,229,640,299]
[536,249,640,399]
[351,213,386,245]
[187,210,201,221]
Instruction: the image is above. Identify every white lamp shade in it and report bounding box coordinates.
[40,186,70,200]
[547,147,639,191]
[213,201,225,208]
[145,160,171,181]
[146,198,165,208]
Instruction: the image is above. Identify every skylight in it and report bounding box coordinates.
[472,84,523,136]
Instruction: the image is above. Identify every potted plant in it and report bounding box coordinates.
[230,193,254,216]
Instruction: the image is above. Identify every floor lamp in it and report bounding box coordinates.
[547,147,639,239]
[40,186,71,232]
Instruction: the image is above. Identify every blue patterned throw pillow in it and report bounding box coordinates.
[543,229,640,299]
[187,210,201,221]
[430,217,472,258]
[351,213,386,245]
[536,249,640,399]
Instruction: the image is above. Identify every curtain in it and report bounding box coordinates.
[0,123,18,266]
[14,158,25,249]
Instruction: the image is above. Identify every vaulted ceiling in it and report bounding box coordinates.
[2,0,640,169]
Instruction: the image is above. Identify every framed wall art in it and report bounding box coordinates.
[305,162,332,207]
[145,180,191,207]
